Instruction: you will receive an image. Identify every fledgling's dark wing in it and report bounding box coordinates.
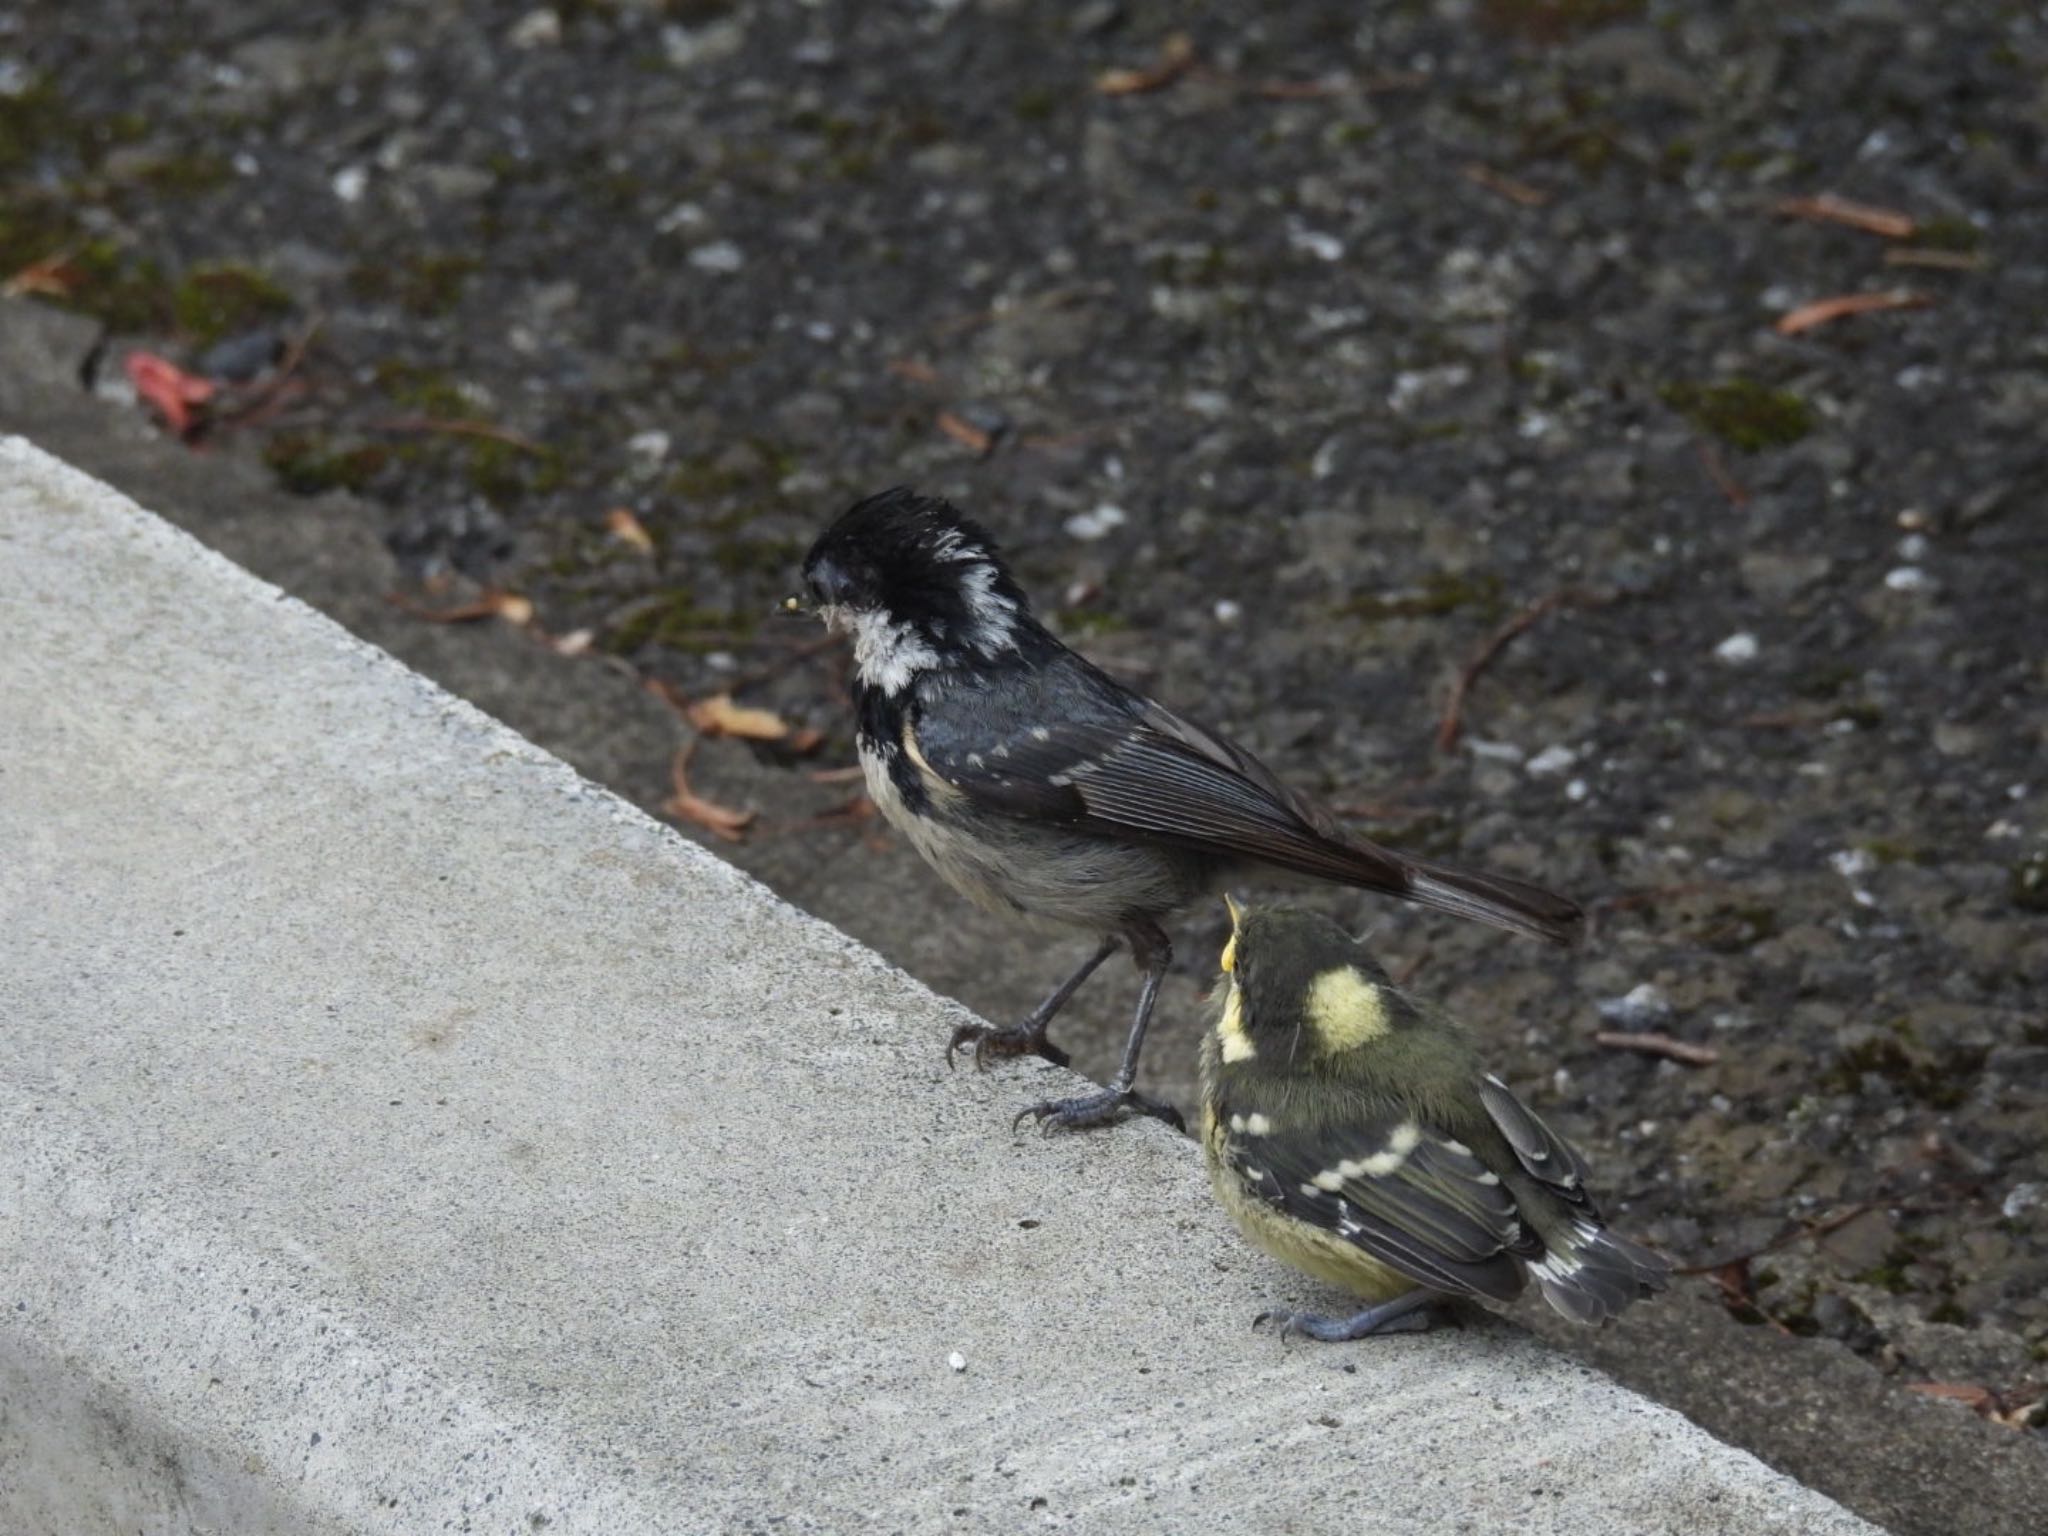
[909,669,1582,944]
[1219,1103,1538,1303]
[1476,1073,1671,1322]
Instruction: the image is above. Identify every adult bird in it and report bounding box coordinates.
[796,488,1582,1132]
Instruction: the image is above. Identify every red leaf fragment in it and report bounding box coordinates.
[125,351,217,438]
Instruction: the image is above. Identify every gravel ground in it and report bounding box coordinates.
[6,0,2045,1524]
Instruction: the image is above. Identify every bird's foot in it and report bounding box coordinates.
[1013,1085,1185,1135]
[1253,1293,1442,1342]
[945,1019,1070,1071]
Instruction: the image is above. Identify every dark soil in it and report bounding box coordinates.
[6,0,2045,1528]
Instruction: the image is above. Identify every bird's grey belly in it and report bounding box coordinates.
[861,747,1212,933]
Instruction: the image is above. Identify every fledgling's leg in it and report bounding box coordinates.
[1254,1288,1441,1342]
[946,934,1119,1070]
[1015,919,1184,1134]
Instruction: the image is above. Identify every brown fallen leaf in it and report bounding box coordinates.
[387,588,534,625]
[1774,193,1915,240]
[935,410,993,456]
[1775,289,1932,335]
[685,692,791,742]
[808,765,866,784]
[787,726,826,755]
[1095,32,1196,96]
[661,741,755,842]
[604,507,656,556]
[1463,163,1552,208]
[4,251,84,298]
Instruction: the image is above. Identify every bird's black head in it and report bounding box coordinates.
[801,488,1034,690]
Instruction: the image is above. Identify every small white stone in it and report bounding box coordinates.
[1896,533,1929,561]
[332,165,369,203]
[948,1351,968,1373]
[627,430,671,464]
[1466,739,1525,764]
[1063,504,1127,542]
[1985,819,2021,841]
[1288,227,1345,262]
[657,201,707,234]
[1212,599,1242,625]
[508,8,562,48]
[1597,984,1673,1029]
[1565,778,1589,802]
[1830,848,1875,880]
[1526,744,1578,777]
[688,240,745,274]
[232,151,259,177]
[2001,1183,2043,1220]
[1883,565,1930,592]
[1713,631,1758,664]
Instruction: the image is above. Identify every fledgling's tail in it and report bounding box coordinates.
[1528,1223,1671,1325]
[1404,858,1585,947]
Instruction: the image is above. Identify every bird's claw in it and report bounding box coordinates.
[945,1020,1070,1071]
[1012,1085,1185,1136]
[1251,1301,1440,1342]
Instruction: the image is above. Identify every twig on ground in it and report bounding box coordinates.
[1463,163,1552,207]
[370,415,548,454]
[1696,439,1749,506]
[1435,587,1610,753]
[1773,193,1915,239]
[1775,290,1932,335]
[1594,1031,1720,1067]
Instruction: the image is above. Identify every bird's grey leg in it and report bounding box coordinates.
[947,934,1119,1070]
[1254,1289,1443,1342]
[1014,918,1184,1134]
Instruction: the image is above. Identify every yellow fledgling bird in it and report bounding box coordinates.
[1200,901,1669,1340]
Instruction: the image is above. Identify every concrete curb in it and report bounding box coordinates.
[1,435,1881,1533]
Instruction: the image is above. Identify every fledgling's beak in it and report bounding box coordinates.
[1220,893,1245,973]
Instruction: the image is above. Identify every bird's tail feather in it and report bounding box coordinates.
[1532,1226,1671,1325]
[1403,859,1585,946]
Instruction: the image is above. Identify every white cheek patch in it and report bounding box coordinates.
[956,562,1018,654]
[849,609,940,694]
[1218,982,1256,1062]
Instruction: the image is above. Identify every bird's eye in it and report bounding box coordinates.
[807,555,853,607]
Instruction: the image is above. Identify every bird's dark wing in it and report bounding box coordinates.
[1478,1072,1594,1206]
[1475,1073,1672,1321]
[1221,1105,1538,1303]
[911,706,1421,885]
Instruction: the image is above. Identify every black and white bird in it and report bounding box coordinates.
[797,488,1583,1132]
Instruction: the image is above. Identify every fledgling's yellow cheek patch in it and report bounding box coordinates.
[1306,966,1391,1052]
[1218,980,1256,1062]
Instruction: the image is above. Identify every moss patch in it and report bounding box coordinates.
[1660,378,1815,452]
[263,435,392,497]
[172,263,294,343]
[1345,571,1506,623]
[604,589,756,655]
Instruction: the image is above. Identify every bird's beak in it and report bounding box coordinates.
[1220,893,1244,973]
